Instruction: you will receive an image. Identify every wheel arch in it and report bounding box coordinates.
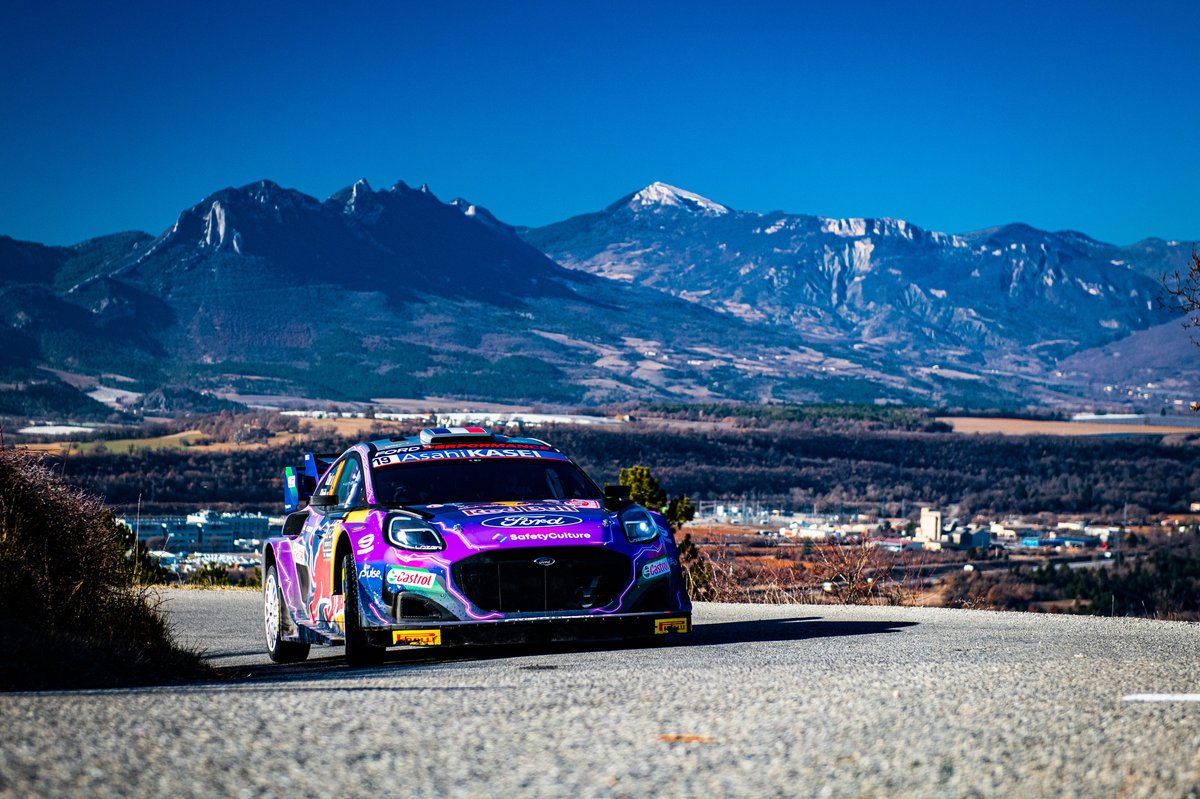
[332,527,354,595]
[262,541,278,574]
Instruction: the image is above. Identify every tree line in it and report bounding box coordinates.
[37,421,1200,517]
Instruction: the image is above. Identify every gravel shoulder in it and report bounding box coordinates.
[1,592,1197,798]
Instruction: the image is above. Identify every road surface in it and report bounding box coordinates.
[1,590,1197,798]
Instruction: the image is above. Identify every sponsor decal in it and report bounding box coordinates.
[491,532,508,543]
[504,531,594,542]
[372,445,422,459]
[373,443,552,463]
[642,558,671,580]
[459,499,601,518]
[286,474,297,488]
[387,565,438,590]
[358,565,382,580]
[463,503,575,517]
[392,629,441,646]
[654,617,689,635]
[373,449,552,468]
[356,533,376,555]
[481,514,583,529]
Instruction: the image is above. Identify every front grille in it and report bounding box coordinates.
[452,547,631,613]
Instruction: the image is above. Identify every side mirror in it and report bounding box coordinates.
[308,493,337,508]
[604,485,632,511]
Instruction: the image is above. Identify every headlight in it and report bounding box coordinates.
[621,508,660,543]
[385,514,445,551]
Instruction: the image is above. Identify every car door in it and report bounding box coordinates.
[304,455,365,626]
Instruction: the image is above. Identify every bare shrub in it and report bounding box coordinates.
[0,448,206,689]
[810,536,895,604]
[702,549,807,603]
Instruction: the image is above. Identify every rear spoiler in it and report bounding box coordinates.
[283,452,338,512]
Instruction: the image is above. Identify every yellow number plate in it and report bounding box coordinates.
[392,629,441,646]
[654,617,689,634]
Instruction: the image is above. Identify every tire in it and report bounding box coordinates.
[342,552,384,666]
[264,564,310,663]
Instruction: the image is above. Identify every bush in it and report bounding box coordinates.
[191,562,230,587]
[0,448,207,689]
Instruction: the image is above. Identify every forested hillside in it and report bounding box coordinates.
[43,423,1200,517]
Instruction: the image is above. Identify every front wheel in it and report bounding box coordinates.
[264,564,310,663]
[342,553,384,667]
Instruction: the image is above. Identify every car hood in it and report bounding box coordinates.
[416,499,615,547]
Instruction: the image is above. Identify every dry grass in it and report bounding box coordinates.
[938,416,1198,437]
[701,549,809,603]
[15,415,398,457]
[690,536,937,607]
[20,430,208,455]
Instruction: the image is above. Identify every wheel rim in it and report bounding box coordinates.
[264,570,280,650]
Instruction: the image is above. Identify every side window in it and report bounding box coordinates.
[334,458,364,508]
[315,461,343,499]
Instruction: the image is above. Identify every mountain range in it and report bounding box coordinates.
[1,179,1195,417]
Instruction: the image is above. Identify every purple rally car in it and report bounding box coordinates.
[262,426,692,664]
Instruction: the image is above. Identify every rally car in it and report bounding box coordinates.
[262,426,692,664]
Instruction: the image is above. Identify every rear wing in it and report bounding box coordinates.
[283,452,338,512]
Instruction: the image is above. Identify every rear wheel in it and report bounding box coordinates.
[342,552,384,667]
[264,564,310,663]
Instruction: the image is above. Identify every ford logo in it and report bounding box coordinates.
[533,557,556,567]
[481,514,583,529]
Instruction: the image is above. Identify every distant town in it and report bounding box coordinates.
[121,500,1197,588]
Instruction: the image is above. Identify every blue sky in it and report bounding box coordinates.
[2,0,1197,246]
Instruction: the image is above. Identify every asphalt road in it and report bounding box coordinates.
[1,591,1198,798]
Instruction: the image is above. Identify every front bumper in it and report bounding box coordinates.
[365,611,691,648]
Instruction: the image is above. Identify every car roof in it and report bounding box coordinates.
[365,426,560,453]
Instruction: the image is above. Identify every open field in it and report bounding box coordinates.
[15,417,393,456]
[20,430,208,455]
[938,416,1200,436]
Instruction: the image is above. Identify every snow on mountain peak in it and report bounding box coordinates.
[449,197,509,233]
[201,200,242,253]
[629,182,729,216]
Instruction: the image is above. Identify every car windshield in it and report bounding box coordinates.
[371,458,603,507]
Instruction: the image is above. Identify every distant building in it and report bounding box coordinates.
[1087,526,1121,552]
[122,515,187,543]
[186,510,270,537]
[951,529,991,549]
[119,510,273,553]
[779,524,836,540]
[873,538,924,552]
[917,508,942,542]
[991,521,1039,540]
